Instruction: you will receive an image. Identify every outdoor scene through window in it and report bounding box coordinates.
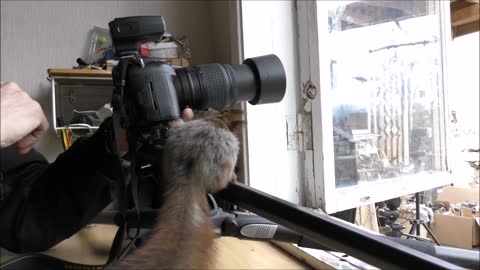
[324,1,448,188]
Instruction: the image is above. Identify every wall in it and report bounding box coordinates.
[1,0,218,161]
[242,1,303,204]
[209,1,242,64]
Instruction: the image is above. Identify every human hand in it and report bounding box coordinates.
[168,107,194,128]
[181,107,195,121]
[0,82,49,154]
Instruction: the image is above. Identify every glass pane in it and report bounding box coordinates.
[325,1,447,188]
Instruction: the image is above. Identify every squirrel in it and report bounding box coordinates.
[106,108,243,269]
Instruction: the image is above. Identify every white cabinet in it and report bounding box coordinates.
[48,69,113,148]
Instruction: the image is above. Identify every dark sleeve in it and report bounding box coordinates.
[0,122,119,253]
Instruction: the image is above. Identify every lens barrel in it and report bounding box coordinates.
[173,54,286,110]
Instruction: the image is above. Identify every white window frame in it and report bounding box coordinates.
[297,0,454,213]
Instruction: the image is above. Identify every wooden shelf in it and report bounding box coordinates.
[48,69,113,86]
[48,68,112,78]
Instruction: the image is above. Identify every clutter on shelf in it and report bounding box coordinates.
[86,26,113,65]
[139,35,192,67]
[56,104,113,150]
[75,27,192,71]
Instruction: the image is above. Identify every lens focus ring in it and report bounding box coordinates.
[197,64,233,109]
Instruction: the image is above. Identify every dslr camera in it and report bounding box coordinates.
[108,16,286,146]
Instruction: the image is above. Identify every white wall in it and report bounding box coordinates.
[1,0,218,161]
[242,1,303,204]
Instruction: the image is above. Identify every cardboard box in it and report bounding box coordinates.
[430,186,480,249]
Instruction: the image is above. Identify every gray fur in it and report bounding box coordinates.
[106,117,240,269]
[163,118,240,191]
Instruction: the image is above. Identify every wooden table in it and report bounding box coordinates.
[1,224,311,269]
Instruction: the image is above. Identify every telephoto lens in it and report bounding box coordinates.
[173,54,286,110]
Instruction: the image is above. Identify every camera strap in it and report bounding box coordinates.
[106,58,128,264]
[106,57,141,264]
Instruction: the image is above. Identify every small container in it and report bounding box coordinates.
[139,42,179,58]
[86,27,112,64]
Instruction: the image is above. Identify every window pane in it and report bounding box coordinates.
[325,1,447,188]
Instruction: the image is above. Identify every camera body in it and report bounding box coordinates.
[108,16,286,145]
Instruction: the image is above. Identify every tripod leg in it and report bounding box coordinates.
[423,223,441,246]
[407,222,416,239]
[415,193,421,236]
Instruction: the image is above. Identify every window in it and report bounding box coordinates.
[299,0,453,213]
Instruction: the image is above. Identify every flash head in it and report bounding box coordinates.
[109,16,166,56]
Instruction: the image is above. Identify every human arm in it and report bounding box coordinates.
[0,82,49,154]
[0,81,116,252]
[0,107,194,253]
[0,120,117,253]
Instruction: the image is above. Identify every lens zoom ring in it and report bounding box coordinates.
[197,64,232,109]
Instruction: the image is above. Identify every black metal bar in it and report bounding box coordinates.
[416,192,421,236]
[217,182,463,270]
